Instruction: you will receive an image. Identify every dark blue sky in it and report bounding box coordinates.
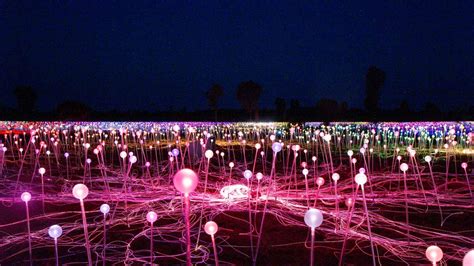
[1,1,473,112]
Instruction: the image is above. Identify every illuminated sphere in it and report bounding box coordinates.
[120,151,127,159]
[301,162,307,168]
[172,148,179,156]
[21,192,31,202]
[173,169,198,194]
[255,143,261,150]
[64,152,69,158]
[129,156,137,164]
[229,162,234,168]
[345,197,354,207]
[355,173,367,185]
[463,250,474,266]
[347,150,353,157]
[312,156,317,162]
[256,172,263,180]
[331,173,340,181]
[100,203,110,215]
[424,156,432,163]
[272,142,282,153]
[358,168,365,174]
[48,224,62,239]
[146,211,158,223]
[145,162,151,167]
[205,150,214,159]
[304,208,323,229]
[400,163,409,172]
[72,184,89,200]
[461,162,468,169]
[38,167,46,175]
[204,221,218,235]
[243,170,252,179]
[351,158,357,164]
[397,155,402,161]
[302,169,309,176]
[425,245,443,263]
[316,177,325,186]
[360,148,365,154]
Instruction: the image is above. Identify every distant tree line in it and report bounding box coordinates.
[1,67,472,121]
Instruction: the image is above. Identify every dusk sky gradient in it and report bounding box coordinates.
[1,1,473,112]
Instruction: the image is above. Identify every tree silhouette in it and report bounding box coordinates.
[206,84,224,121]
[14,85,37,115]
[274,97,286,120]
[56,100,92,120]
[236,80,262,120]
[364,66,385,118]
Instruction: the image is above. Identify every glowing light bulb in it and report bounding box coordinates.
[331,173,340,181]
[351,158,357,164]
[120,151,127,159]
[425,245,443,263]
[64,152,69,158]
[173,169,198,194]
[347,150,353,157]
[316,177,325,186]
[205,150,214,159]
[463,250,474,266]
[21,192,31,202]
[72,184,89,200]
[172,148,179,157]
[204,221,218,235]
[360,148,365,154]
[304,208,323,229]
[39,167,46,175]
[48,224,62,239]
[400,163,408,172]
[312,156,317,162]
[358,168,365,174]
[229,162,234,168]
[272,142,282,153]
[146,211,158,223]
[355,173,367,185]
[461,162,468,169]
[302,169,309,176]
[100,204,110,215]
[243,170,252,179]
[255,143,261,150]
[145,162,151,167]
[424,156,432,163]
[256,172,263,180]
[129,156,137,164]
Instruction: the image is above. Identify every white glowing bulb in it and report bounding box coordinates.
[272,142,282,153]
[100,203,110,215]
[146,211,158,223]
[129,156,137,164]
[21,192,31,202]
[229,162,234,168]
[331,173,340,181]
[304,208,323,229]
[204,221,218,235]
[38,167,46,175]
[355,173,367,185]
[347,150,353,157]
[48,224,63,239]
[463,250,474,266]
[243,170,252,179]
[425,245,443,263]
[205,150,214,159]
[120,151,127,159]
[424,156,432,163]
[72,184,89,200]
[461,162,468,169]
[302,169,309,176]
[256,172,263,180]
[400,163,408,172]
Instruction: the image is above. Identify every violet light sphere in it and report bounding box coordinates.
[48,224,63,239]
[21,192,31,202]
[172,148,179,157]
[129,156,137,164]
[72,184,89,200]
[146,211,158,223]
[425,245,443,263]
[173,169,199,194]
[355,173,367,186]
[204,221,218,235]
[100,203,110,215]
[316,177,325,186]
[39,167,46,175]
[243,170,252,180]
[272,142,282,153]
[304,208,323,229]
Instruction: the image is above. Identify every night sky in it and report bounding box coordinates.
[1,1,473,112]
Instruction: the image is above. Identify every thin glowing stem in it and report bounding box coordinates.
[54,238,59,266]
[79,199,93,266]
[211,234,219,266]
[25,201,33,266]
[361,185,376,266]
[310,227,315,266]
[184,194,192,266]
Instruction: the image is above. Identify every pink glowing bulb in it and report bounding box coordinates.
[347,150,353,157]
[360,148,366,154]
[100,204,110,215]
[316,177,325,186]
[205,150,214,159]
[21,192,31,202]
[120,151,127,159]
[463,250,474,266]
[229,162,234,168]
[301,162,307,168]
[173,169,198,194]
[351,158,357,164]
[204,221,218,235]
[304,208,323,228]
[145,162,151,167]
[424,156,432,163]
[64,152,69,158]
[358,168,365,174]
[302,169,309,176]
[243,170,252,179]
[400,163,408,172]
[255,143,261,150]
[272,142,282,153]
[93,148,99,155]
[86,158,91,164]
[312,156,317,162]
[331,173,340,181]
[256,172,263,180]
[38,167,46,175]
[397,155,402,161]
[146,211,158,223]
[72,184,89,200]
[355,173,367,185]
[129,156,137,164]
[345,197,354,207]
[461,162,468,169]
[425,245,443,263]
